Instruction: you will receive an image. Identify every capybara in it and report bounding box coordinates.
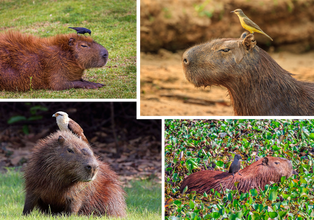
[180,157,296,194]
[182,32,314,116]
[229,154,242,176]
[23,130,126,217]
[0,31,108,91]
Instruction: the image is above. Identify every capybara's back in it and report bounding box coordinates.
[180,157,295,194]
[23,130,126,217]
[0,31,108,91]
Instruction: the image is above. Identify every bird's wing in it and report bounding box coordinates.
[243,17,264,32]
[68,119,89,143]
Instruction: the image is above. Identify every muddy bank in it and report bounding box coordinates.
[140,50,314,116]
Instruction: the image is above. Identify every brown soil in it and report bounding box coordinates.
[140,50,314,116]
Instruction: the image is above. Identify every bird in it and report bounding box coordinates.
[68,27,91,37]
[52,111,89,144]
[231,9,273,41]
[229,154,242,177]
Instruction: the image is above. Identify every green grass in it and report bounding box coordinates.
[0,0,136,99]
[165,119,314,219]
[0,169,161,219]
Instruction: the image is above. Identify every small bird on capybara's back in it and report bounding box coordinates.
[22,130,126,217]
[0,31,108,91]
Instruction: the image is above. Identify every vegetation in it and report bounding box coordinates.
[0,169,161,220]
[165,119,314,219]
[0,0,136,99]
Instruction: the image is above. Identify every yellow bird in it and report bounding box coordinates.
[231,9,273,41]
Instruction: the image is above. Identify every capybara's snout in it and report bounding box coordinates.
[83,160,99,181]
[182,50,191,67]
[101,48,109,59]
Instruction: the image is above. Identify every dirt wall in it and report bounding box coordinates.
[141,0,314,53]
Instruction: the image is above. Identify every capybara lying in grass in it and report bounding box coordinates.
[182,32,314,116]
[23,131,126,217]
[180,157,296,194]
[0,31,108,91]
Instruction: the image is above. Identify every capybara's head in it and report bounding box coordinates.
[48,34,109,70]
[67,35,109,69]
[182,33,257,87]
[26,131,99,187]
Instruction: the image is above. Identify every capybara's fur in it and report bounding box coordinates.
[0,31,108,91]
[180,157,295,194]
[23,131,126,217]
[182,32,314,116]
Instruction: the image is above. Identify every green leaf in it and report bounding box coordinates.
[22,125,29,135]
[310,133,314,140]
[173,200,181,206]
[189,200,195,209]
[28,115,43,121]
[269,189,278,202]
[216,161,224,167]
[7,116,27,124]
[268,212,278,218]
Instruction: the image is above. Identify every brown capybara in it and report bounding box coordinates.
[180,157,296,194]
[23,130,126,217]
[182,32,314,116]
[0,31,108,91]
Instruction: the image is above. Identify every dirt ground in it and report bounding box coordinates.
[140,50,314,116]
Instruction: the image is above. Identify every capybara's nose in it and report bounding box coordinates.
[182,52,190,66]
[84,163,98,173]
[102,49,109,59]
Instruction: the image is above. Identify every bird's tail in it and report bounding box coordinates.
[261,31,273,41]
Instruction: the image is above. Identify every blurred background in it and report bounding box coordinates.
[140,0,314,116]
[0,102,161,182]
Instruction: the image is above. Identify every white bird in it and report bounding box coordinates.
[52,111,88,144]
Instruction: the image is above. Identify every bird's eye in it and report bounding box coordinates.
[81,44,88,48]
[219,48,230,52]
[67,148,74,153]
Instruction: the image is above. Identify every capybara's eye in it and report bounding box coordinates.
[219,48,230,52]
[81,44,88,48]
[275,162,280,165]
[67,148,74,153]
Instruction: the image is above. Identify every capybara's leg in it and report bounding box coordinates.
[22,192,38,215]
[80,79,105,88]
[64,197,82,215]
[52,80,104,90]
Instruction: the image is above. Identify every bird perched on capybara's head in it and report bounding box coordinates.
[23,130,126,217]
[0,31,108,91]
[69,27,92,36]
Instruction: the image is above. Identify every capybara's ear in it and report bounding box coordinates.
[242,34,256,51]
[232,47,245,64]
[240,31,249,39]
[58,136,65,145]
[262,157,269,166]
[68,38,76,46]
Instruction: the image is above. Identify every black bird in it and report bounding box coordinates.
[68,27,91,37]
[229,154,242,177]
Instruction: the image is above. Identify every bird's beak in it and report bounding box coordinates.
[52,114,56,117]
[231,11,234,13]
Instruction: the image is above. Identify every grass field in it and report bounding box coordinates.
[165,119,314,219]
[0,0,136,99]
[0,169,161,219]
